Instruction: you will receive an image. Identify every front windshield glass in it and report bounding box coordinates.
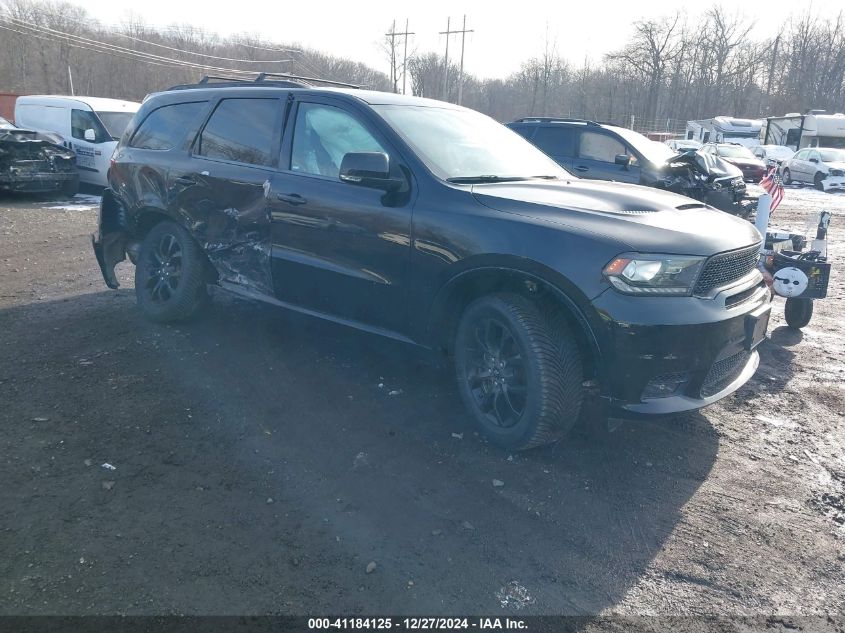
[765,146,794,160]
[819,148,845,162]
[372,105,569,181]
[717,145,755,159]
[96,111,135,139]
[610,127,676,163]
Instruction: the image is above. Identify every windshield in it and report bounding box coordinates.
[762,145,794,160]
[717,145,755,159]
[0,116,13,129]
[372,105,569,181]
[96,111,135,139]
[819,148,845,162]
[610,126,676,163]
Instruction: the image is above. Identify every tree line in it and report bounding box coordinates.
[1,0,843,133]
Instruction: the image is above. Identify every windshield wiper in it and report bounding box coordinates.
[446,175,529,183]
[529,175,561,180]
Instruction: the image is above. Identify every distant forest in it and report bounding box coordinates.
[1,0,843,132]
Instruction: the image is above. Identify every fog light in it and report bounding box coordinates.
[642,372,689,399]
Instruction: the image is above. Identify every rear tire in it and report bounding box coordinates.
[135,220,209,323]
[784,297,813,329]
[454,294,583,450]
[782,168,791,185]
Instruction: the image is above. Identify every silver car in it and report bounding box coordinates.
[781,147,845,191]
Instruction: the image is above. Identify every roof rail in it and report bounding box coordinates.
[511,117,601,126]
[167,72,360,91]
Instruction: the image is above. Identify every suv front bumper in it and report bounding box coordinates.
[589,274,771,417]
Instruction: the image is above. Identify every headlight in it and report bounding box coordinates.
[831,169,844,177]
[603,254,705,295]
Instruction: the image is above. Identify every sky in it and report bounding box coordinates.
[67,0,838,80]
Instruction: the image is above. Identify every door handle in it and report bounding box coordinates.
[276,193,307,205]
[574,166,589,172]
[174,175,195,185]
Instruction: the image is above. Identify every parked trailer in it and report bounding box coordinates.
[763,111,845,151]
[686,116,763,148]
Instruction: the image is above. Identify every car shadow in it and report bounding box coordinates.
[1,290,722,615]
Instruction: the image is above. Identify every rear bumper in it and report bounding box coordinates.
[91,189,128,289]
[590,275,771,416]
[0,170,77,193]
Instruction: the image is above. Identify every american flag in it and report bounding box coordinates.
[760,167,785,213]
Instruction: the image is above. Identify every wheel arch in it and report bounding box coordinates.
[426,261,602,380]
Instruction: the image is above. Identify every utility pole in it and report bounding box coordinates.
[440,17,451,100]
[67,65,74,96]
[439,16,473,104]
[457,15,473,105]
[402,19,412,95]
[386,20,397,92]
[386,20,415,94]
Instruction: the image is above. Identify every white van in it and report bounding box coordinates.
[14,96,140,187]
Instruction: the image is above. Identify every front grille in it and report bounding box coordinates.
[694,244,761,295]
[724,281,765,308]
[701,351,750,397]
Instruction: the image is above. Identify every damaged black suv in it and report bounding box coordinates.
[507,118,756,216]
[93,79,771,450]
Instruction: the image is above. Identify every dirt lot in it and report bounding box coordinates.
[0,186,843,617]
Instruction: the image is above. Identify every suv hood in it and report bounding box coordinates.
[471,179,761,256]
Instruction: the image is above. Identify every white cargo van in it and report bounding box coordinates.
[14,96,140,187]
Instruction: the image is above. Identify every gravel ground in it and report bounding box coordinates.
[0,185,843,617]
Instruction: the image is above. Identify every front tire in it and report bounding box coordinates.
[454,294,583,450]
[135,220,209,322]
[814,172,825,191]
[784,297,813,329]
[782,168,792,185]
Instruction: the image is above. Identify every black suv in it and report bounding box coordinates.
[93,80,771,450]
[507,118,752,215]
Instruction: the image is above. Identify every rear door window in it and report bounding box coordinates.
[196,98,281,167]
[531,126,576,157]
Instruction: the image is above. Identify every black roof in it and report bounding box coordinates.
[510,117,602,127]
[168,73,360,91]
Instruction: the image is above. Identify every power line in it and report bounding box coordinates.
[111,31,293,64]
[0,16,278,76]
[11,8,302,55]
[0,22,207,74]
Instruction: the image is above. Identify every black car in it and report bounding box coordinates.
[0,116,79,195]
[93,80,771,450]
[507,118,754,215]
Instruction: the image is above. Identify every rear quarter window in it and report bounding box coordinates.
[531,126,576,157]
[129,101,206,150]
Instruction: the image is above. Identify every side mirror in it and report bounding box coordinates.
[614,153,632,167]
[84,128,96,142]
[339,152,402,191]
